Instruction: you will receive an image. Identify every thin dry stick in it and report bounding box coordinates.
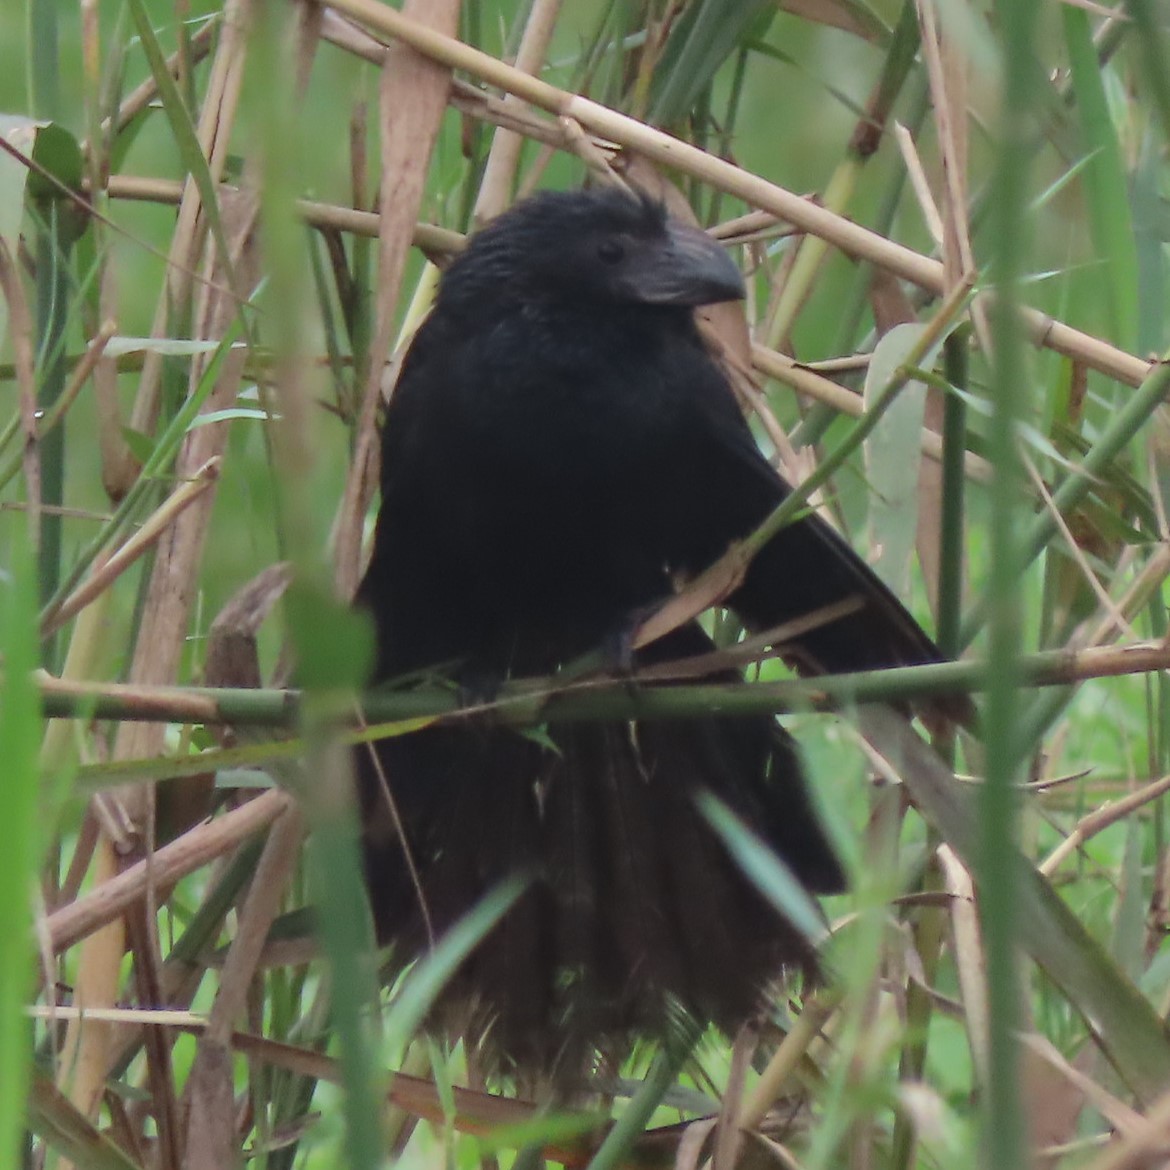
[0,239,41,549]
[44,789,292,955]
[1022,453,1136,642]
[116,0,253,491]
[805,354,871,373]
[321,0,1152,389]
[559,114,625,186]
[103,174,465,255]
[917,0,976,288]
[1086,543,1170,646]
[937,844,988,1086]
[710,209,782,241]
[473,0,564,224]
[24,321,116,456]
[29,1007,209,1027]
[358,724,434,948]
[738,993,841,1128]
[1040,772,1170,877]
[42,457,222,636]
[892,122,944,248]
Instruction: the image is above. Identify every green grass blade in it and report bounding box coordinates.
[697,792,827,946]
[0,532,42,1166]
[381,876,528,1057]
[648,0,769,126]
[1062,5,1138,350]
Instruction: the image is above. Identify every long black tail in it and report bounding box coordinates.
[358,629,842,1076]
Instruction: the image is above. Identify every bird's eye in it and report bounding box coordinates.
[596,239,625,264]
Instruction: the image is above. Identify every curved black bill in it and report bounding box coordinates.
[620,220,745,307]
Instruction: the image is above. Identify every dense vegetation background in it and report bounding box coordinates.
[3,0,1170,1167]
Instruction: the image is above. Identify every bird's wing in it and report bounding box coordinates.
[662,345,952,687]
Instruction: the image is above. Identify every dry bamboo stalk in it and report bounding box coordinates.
[111,187,261,839]
[182,804,305,1167]
[739,994,840,1127]
[32,636,1170,728]
[97,187,265,1165]
[332,0,461,600]
[42,458,222,637]
[53,843,124,1139]
[116,0,253,490]
[893,121,945,248]
[937,845,989,1087]
[70,66,261,1126]
[38,675,255,724]
[320,0,1153,390]
[102,173,465,255]
[0,240,41,547]
[473,0,564,224]
[44,790,292,955]
[102,174,997,478]
[319,9,577,149]
[1040,772,1170,877]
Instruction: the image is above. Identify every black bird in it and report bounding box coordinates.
[355,187,946,1076]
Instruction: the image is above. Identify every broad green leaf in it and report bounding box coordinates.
[0,114,36,251]
[26,121,82,201]
[863,322,943,596]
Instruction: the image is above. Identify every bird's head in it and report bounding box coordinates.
[438,187,745,315]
